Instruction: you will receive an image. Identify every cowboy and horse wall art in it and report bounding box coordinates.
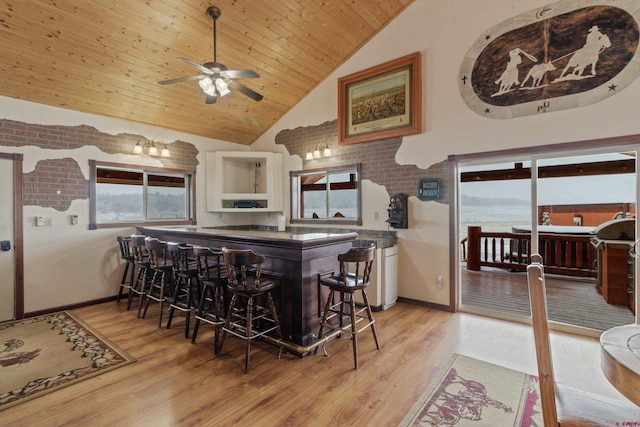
[459,0,640,119]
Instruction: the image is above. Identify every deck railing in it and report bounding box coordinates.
[463,226,597,277]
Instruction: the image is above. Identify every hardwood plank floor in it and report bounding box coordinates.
[0,301,627,426]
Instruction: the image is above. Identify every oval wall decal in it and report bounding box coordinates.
[459,0,640,119]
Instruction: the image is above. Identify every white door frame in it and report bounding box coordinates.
[0,152,24,319]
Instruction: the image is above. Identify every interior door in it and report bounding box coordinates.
[0,156,15,321]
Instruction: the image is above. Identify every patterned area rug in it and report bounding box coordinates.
[0,311,135,411]
[400,354,541,426]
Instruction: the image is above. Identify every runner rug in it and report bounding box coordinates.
[400,354,542,426]
[0,311,135,411]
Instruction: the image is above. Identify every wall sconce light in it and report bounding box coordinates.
[305,144,332,160]
[133,140,170,157]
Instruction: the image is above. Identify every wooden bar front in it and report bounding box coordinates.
[138,226,357,354]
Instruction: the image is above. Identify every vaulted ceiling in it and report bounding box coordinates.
[0,1,414,145]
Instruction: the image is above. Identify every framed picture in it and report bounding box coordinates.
[338,51,422,145]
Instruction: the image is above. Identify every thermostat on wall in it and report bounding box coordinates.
[418,178,441,201]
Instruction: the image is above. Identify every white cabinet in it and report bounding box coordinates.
[356,246,398,310]
[206,151,283,212]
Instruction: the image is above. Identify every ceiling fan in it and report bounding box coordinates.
[158,5,263,104]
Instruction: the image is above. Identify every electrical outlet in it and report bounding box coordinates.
[436,275,443,288]
[374,211,379,220]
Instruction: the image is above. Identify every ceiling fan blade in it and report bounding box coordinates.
[205,94,218,104]
[177,57,214,75]
[222,69,259,79]
[229,81,263,102]
[158,75,203,85]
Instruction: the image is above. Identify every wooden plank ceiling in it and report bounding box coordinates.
[0,0,414,145]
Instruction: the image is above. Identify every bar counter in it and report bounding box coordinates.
[138,226,358,355]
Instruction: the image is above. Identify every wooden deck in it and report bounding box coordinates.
[461,267,635,331]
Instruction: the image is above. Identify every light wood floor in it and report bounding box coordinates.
[0,301,627,426]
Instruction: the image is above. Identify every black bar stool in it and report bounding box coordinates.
[166,243,200,338]
[140,237,175,328]
[130,234,151,313]
[316,245,380,369]
[219,248,284,374]
[191,246,227,354]
[116,236,135,304]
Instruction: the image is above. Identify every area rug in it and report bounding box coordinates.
[400,354,542,426]
[0,311,135,411]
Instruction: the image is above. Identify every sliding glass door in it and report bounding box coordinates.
[457,149,637,332]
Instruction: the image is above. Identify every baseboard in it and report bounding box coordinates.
[397,297,453,312]
[24,295,118,318]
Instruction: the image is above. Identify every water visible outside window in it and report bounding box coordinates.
[96,183,144,222]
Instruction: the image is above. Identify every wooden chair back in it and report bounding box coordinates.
[117,235,133,261]
[337,245,375,287]
[526,258,558,426]
[193,246,225,282]
[145,237,170,269]
[526,255,640,426]
[130,234,149,264]
[167,242,193,276]
[222,248,268,290]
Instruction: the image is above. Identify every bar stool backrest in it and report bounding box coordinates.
[167,242,192,275]
[193,246,225,281]
[222,248,267,290]
[131,234,148,264]
[117,236,133,261]
[337,245,375,287]
[145,237,169,268]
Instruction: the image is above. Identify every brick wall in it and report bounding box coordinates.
[0,119,199,211]
[275,119,449,202]
[23,159,88,211]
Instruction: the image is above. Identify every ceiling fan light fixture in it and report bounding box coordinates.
[216,78,230,96]
[203,86,217,96]
[199,77,213,90]
[157,5,263,104]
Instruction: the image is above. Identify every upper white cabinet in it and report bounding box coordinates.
[206,151,283,212]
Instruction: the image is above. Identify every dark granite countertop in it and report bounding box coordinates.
[207,225,397,248]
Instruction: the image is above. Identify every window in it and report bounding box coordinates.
[290,163,362,225]
[89,161,195,229]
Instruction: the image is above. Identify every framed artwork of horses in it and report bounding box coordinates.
[459,0,640,119]
[338,52,422,145]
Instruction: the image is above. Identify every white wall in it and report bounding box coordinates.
[4,0,640,312]
[0,96,247,312]
[252,0,640,306]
